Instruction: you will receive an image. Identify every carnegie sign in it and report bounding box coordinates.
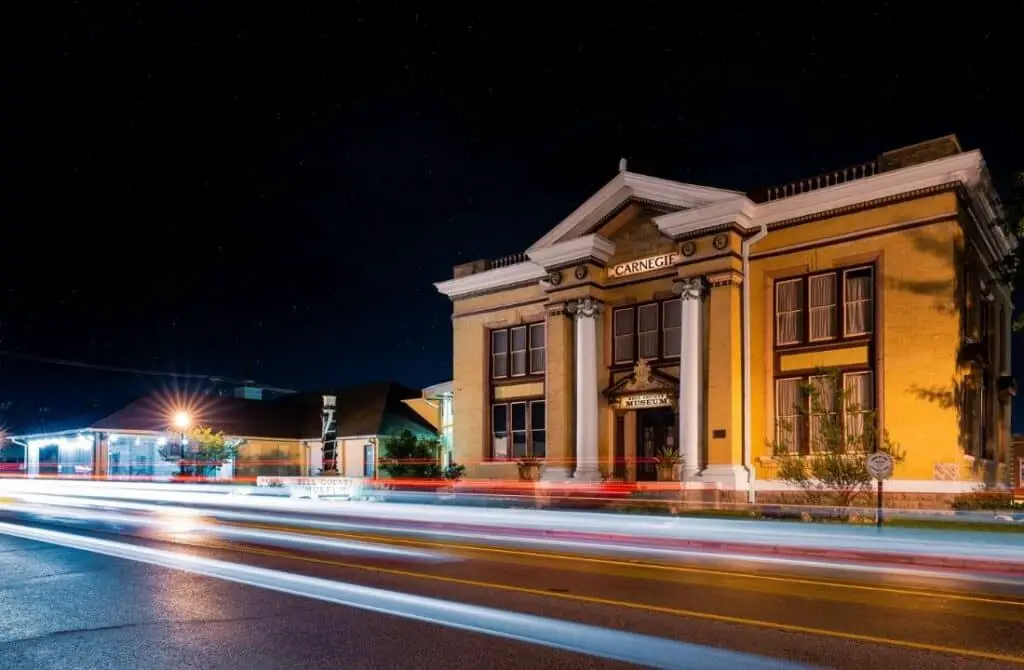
[607,252,679,279]
[616,393,673,410]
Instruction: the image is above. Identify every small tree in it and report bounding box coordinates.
[160,426,239,478]
[379,429,443,479]
[992,172,1023,325]
[772,368,904,513]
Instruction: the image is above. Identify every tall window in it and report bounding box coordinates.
[491,400,545,460]
[843,268,873,337]
[807,375,837,451]
[774,266,874,346]
[774,371,875,454]
[775,378,803,454]
[808,274,837,341]
[491,323,545,378]
[612,299,681,364]
[775,279,803,345]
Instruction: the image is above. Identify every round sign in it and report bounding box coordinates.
[866,452,894,480]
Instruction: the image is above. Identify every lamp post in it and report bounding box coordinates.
[173,411,192,477]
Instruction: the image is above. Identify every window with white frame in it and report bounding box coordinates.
[612,299,682,364]
[843,268,873,337]
[775,279,803,345]
[774,266,874,346]
[491,400,546,460]
[775,378,804,454]
[808,273,837,341]
[843,371,874,449]
[662,300,682,358]
[491,324,545,378]
[807,375,837,451]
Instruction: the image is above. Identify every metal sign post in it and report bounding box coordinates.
[866,452,894,528]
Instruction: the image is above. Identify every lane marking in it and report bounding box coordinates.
[174,534,1024,665]
[0,521,809,670]
[226,520,1024,609]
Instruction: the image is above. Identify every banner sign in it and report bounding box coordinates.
[256,476,362,498]
[615,392,673,410]
[321,395,338,473]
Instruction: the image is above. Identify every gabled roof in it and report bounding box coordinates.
[10,382,439,442]
[527,170,741,252]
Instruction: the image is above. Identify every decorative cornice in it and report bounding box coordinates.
[565,296,604,318]
[527,234,616,271]
[655,197,757,239]
[706,270,743,287]
[434,262,546,300]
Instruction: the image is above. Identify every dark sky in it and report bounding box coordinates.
[0,3,1021,427]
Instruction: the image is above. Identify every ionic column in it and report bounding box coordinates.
[567,296,603,481]
[674,277,704,480]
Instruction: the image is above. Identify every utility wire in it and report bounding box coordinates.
[0,348,296,393]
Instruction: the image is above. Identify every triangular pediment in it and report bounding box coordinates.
[602,205,678,265]
[605,359,679,398]
[528,171,741,252]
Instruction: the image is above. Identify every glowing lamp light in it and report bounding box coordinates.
[172,411,192,431]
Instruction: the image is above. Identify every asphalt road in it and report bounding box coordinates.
[1,502,1023,669]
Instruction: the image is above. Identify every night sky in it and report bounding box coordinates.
[1,3,1021,428]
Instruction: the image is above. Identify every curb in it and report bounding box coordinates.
[322,513,1024,578]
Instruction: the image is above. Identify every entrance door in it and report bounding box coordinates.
[636,408,676,481]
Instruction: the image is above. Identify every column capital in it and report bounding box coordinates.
[565,296,604,318]
[673,276,706,301]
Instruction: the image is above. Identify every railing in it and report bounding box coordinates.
[486,252,529,270]
[764,160,879,202]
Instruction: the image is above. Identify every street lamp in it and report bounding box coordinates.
[172,411,192,476]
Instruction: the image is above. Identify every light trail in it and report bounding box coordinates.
[0,521,815,670]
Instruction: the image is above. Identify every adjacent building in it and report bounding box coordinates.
[5,382,441,480]
[435,136,1016,501]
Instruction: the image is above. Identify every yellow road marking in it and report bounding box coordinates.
[225,520,1024,609]
[191,537,1024,665]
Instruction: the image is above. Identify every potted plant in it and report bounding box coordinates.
[517,457,542,482]
[655,448,682,482]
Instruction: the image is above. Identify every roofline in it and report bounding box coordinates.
[422,380,454,398]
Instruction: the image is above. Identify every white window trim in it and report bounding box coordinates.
[509,325,528,377]
[775,377,803,454]
[490,330,508,380]
[807,272,838,342]
[612,306,636,365]
[775,278,803,346]
[842,266,874,338]
[661,299,682,359]
[527,323,546,375]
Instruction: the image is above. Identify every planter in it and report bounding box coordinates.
[518,464,541,482]
[657,465,679,482]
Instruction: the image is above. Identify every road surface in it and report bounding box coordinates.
[0,497,1022,669]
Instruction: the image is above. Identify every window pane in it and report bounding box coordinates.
[775,280,803,345]
[775,378,803,454]
[613,308,635,363]
[491,330,507,355]
[638,304,659,359]
[492,353,507,378]
[807,375,837,452]
[510,402,527,431]
[844,268,873,336]
[843,372,873,448]
[529,323,545,374]
[510,326,527,375]
[530,401,545,430]
[808,274,836,340]
[492,404,508,459]
[531,429,546,458]
[512,431,528,458]
[663,300,681,357]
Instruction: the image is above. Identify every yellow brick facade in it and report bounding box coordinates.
[436,138,1015,495]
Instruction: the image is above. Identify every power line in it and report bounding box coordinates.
[0,348,295,393]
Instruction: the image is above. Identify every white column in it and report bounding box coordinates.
[567,297,603,481]
[676,277,704,480]
[26,441,40,477]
